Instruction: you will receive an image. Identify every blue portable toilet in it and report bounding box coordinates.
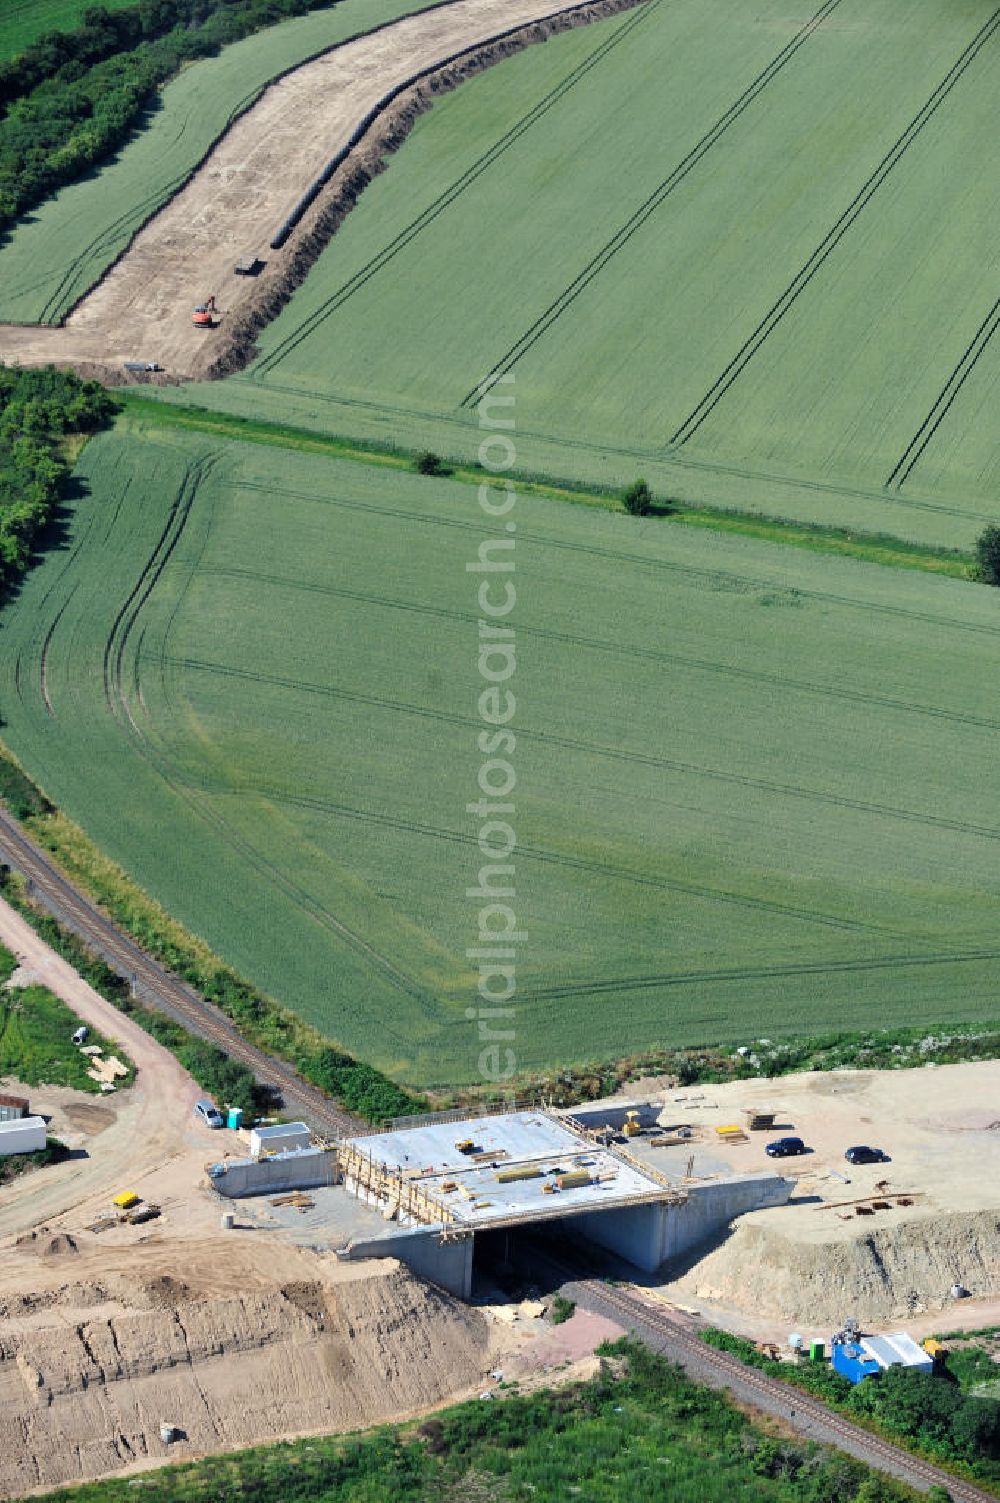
[227,1106,243,1131]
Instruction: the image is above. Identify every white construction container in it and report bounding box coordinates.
[0,1116,47,1156]
[249,1121,311,1158]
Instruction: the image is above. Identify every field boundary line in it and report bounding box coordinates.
[669,4,1000,447]
[457,0,845,406]
[219,373,996,530]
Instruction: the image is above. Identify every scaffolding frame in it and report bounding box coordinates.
[336,1142,457,1228]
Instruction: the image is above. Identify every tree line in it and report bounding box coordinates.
[0,0,338,234]
[0,363,117,597]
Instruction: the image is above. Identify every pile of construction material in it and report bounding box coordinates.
[78,1044,128,1092]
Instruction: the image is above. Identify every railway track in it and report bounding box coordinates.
[573,1279,999,1502]
[0,805,363,1140]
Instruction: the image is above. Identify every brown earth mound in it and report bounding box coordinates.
[0,1258,492,1497]
[677,1207,1000,1327]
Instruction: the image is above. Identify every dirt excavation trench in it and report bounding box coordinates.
[0,0,642,383]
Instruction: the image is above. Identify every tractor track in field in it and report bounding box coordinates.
[570,1282,1000,1502]
[223,783,891,938]
[888,289,1000,489]
[67,451,438,1027]
[251,0,657,375]
[458,0,846,407]
[197,565,1000,735]
[514,945,1000,1002]
[228,477,1000,643]
[168,654,1000,852]
[102,454,215,735]
[668,3,1000,448]
[0,805,363,1139]
[39,591,76,717]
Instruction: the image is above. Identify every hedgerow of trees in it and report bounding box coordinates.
[0,0,340,234]
[0,363,116,596]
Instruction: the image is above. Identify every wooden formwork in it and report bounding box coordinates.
[336,1142,456,1228]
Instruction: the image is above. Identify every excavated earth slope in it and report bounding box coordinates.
[0,1254,491,1496]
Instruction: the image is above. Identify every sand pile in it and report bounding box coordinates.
[677,1206,1000,1326]
[0,1261,491,1497]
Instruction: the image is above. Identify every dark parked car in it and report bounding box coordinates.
[845,1145,888,1164]
[765,1136,807,1157]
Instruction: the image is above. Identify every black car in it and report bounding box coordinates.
[844,1145,888,1165]
[764,1136,807,1157]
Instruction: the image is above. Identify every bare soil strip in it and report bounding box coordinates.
[0,0,642,383]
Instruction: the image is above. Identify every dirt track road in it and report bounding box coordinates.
[0,895,204,1241]
[0,0,623,380]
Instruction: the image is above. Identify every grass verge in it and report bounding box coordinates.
[121,396,975,580]
[0,979,134,1093]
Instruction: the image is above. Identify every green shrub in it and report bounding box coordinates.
[621,478,652,516]
[415,449,447,476]
[975,525,1000,586]
[549,1295,575,1325]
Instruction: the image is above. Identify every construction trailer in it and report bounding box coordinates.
[832,1332,934,1384]
[249,1121,311,1158]
[0,1116,47,1155]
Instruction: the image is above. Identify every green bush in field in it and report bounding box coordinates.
[975,525,1000,586]
[548,1295,575,1324]
[622,478,652,516]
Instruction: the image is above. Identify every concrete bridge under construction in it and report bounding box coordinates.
[210,1105,792,1296]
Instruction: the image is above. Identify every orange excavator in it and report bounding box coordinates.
[192,295,217,329]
